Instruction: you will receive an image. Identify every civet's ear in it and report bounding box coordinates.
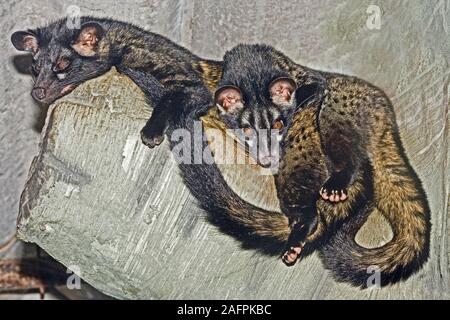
[11,31,39,53]
[269,77,297,107]
[215,86,244,115]
[71,22,104,57]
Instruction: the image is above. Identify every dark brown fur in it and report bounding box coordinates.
[215,44,430,287]
[281,55,430,287]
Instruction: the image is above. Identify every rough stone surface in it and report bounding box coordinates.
[1,0,449,299]
[1,0,192,251]
[0,0,193,298]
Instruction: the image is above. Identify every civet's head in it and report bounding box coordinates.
[215,44,322,168]
[11,18,111,105]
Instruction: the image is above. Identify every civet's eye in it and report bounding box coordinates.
[272,119,284,130]
[243,126,254,136]
[55,57,71,72]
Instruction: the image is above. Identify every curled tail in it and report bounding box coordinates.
[168,89,291,254]
[320,127,431,287]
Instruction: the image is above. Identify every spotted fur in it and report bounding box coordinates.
[218,44,431,287]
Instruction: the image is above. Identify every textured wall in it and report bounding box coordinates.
[1,0,449,298]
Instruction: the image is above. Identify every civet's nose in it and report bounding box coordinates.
[31,87,46,100]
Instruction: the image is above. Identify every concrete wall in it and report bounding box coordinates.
[1,0,448,298]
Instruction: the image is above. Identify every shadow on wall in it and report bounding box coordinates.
[11,54,49,133]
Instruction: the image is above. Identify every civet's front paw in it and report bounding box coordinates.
[320,170,350,203]
[140,127,165,149]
